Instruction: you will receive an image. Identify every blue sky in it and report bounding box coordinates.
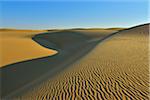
[1,1,149,29]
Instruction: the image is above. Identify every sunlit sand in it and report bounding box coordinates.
[14,24,149,99]
[0,29,57,67]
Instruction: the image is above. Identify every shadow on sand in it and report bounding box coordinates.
[0,30,119,99]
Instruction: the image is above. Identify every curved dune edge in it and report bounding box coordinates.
[17,24,149,100]
[1,29,117,99]
[0,30,58,67]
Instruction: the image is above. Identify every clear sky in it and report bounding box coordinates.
[1,0,149,29]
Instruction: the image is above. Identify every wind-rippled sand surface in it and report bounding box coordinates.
[18,25,149,100]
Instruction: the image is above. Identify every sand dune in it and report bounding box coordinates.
[17,24,149,100]
[1,29,118,99]
[0,29,57,67]
[72,29,118,39]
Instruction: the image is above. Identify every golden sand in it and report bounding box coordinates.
[0,30,57,67]
[18,25,149,100]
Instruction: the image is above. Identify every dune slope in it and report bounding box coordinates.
[0,30,57,67]
[18,24,149,100]
[1,30,117,99]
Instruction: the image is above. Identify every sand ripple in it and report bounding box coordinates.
[17,24,149,100]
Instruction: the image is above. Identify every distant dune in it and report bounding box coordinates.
[105,28,125,30]
[0,29,57,67]
[68,28,125,31]
[72,29,118,39]
[16,24,149,100]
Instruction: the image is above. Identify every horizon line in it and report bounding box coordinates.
[1,22,149,30]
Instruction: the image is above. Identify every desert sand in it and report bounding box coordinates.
[0,29,57,67]
[16,24,149,100]
[1,29,117,99]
